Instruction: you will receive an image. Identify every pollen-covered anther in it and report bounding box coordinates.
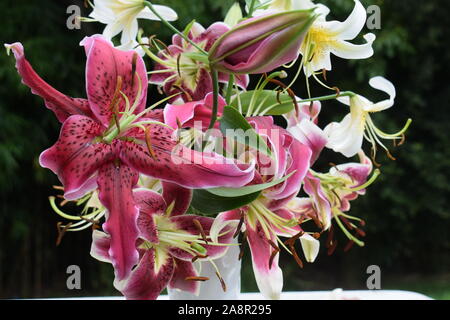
[193,219,208,244]
[172,84,193,102]
[327,239,338,256]
[191,253,209,263]
[185,276,209,282]
[144,127,157,160]
[131,52,138,86]
[56,221,73,246]
[332,86,341,97]
[233,212,245,238]
[267,239,280,269]
[215,271,227,292]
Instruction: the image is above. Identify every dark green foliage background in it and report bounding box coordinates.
[0,0,448,298]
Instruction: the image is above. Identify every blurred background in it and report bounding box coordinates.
[0,0,449,299]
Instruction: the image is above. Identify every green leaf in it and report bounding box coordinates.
[207,171,295,197]
[230,90,295,116]
[191,189,260,214]
[219,105,271,156]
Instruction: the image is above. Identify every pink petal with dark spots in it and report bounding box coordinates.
[134,188,165,243]
[5,42,93,122]
[81,35,147,126]
[120,124,255,189]
[39,115,114,200]
[97,162,140,281]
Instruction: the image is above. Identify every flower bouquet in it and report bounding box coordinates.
[5,0,410,300]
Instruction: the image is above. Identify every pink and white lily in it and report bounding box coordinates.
[91,184,234,299]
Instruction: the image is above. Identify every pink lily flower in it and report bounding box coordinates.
[211,117,317,299]
[208,10,316,74]
[91,184,234,299]
[286,152,374,250]
[148,22,248,102]
[6,35,254,282]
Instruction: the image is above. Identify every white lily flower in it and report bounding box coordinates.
[324,76,411,158]
[300,0,376,77]
[89,0,178,46]
[257,0,376,77]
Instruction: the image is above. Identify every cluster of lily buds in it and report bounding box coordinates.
[5,0,411,300]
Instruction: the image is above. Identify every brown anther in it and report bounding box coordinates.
[341,217,355,230]
[56,222,73,246]
[185,276,209,281]
[216,272,227,292]
[312,232,321,239]
[172,84,193,102]
[233,213,245,238]
[83,0,89,8]
[326,225,334,249]
[60,199,69,207]
[343,240,355,252]
[290,245,304,269]
[311,215,323,229]
[264,75,299,116]
[193,219,208,244]
[109,76,123,112]
[191,253,209,263]
[359,219,366,227]
[131,52,138,87]
[327,239,338,256]
[332,86,341,97]
[398,133,406,146]
[267,239,280,269]
[52,185,64,191]
[371,148,382,168]
[322,68,327,81]
[386,149,396,161]
[176,117,183,129]
[239,231,247,260]
[145,127,157,160]
[284,230,305,248]
[355,228,366,237]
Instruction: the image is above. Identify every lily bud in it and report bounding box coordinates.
[208,9,317,74]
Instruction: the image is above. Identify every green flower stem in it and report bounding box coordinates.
[143,1,207,55]
[207,67,220,130]
[297,91,356,104]
[248,0,257,17]
[225,74,235,105]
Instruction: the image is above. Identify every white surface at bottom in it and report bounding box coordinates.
[52,289,431,300]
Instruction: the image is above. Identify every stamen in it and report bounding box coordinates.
[52,185,64,191]
[332,86,340,97]
[284,230,304,248]
[176,54,182,77]
[56,222,73,246]
[343,240,354,252]
[267,239,280,269]
[264,76,299,116]
[310,214,323,229]
[131,52,138,87]
[386,149,396,161]
[322,68,327,81]
[327,239,338,256]
[145,127,157,160]
[290,245,304,268]
[185,276,209,281]
[312,232,321,239]
[239,231,247,260]
[172,84,193,102]
[216,272,227,292]
[193,219,208,244]
[355,228,366,237]
[191,253,209,263]
[233,211,245,238]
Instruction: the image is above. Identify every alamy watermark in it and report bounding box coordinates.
[66,264,82,290]
[366,264,381,289]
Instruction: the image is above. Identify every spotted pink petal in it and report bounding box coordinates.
[170,215,234,260]
[39,115,114,200]
[115,249,174,300]
[134,189,164,244]
[169,258,200,295]
[5,42,93,122]
[81,35,147,126]
[246,221,283,300]
[161,182,192,216]
[97,162,140,281]
[120,124,254,189]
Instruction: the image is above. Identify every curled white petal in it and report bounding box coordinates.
[300,233,320,263]
[331,33,376,60]
[333,0,367,40]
